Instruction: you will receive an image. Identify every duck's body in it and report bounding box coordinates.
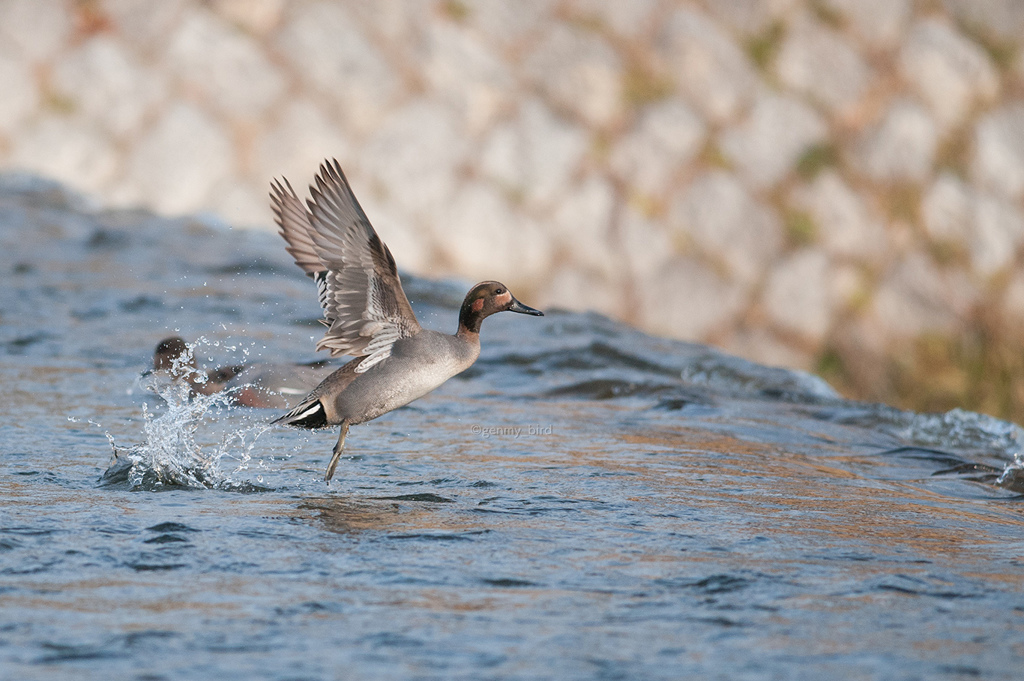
[152,336,332,409]
[285,330,479,429]
[270,160,542,481]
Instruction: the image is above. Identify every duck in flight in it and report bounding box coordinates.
[270,160,543,482]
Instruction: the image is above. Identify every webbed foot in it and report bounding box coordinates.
[324,421,350,483]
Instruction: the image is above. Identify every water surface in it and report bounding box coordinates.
[1,177,1023,680]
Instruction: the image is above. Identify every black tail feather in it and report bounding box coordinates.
[273,399,328,429]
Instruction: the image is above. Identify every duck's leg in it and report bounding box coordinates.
[324,421,350,484]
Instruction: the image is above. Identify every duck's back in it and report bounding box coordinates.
[334,330,479,424]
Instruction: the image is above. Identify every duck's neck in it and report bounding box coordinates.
[458,300,484,336]
[456,322,480,342]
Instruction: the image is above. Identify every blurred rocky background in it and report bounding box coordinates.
[2,0,1024,421]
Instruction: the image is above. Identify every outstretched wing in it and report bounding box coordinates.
[272,178,331,315]
[271,160,421,373]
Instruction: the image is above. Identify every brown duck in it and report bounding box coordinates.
[151,337,332,409]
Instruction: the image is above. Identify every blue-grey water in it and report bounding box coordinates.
[1,176,1023,680]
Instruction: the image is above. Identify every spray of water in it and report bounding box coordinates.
[102,338,275,491]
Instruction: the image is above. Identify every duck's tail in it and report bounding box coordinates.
[272,397,328,429]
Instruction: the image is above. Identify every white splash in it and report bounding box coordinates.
[103,338,276,491]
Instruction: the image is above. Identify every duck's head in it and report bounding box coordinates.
[152,337,196,376]
[458,281,543,334]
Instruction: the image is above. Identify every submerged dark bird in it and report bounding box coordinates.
[271,160,543,482]
[151,337,331,409]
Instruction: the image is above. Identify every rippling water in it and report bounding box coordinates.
[2,176,1023,680]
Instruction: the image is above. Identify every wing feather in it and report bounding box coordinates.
[272,160,421,371]
[271,178,321,276]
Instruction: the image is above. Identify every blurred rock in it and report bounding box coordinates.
[541,265,626,320]
[724,327,812,372]
[480,99,588,210]
[122,102,234,214]
[525,23,623,128]
[550,175,617,277]
[899,18,999,130]
[211,0,284,35]
[419,20,512,135]
[618,202,674,283]
[922,173,1024,277]
[1001,271,1024,326]
[565,0,660,38]
[829,263,872,309]
[254,99,352,194]
[942,0,1024,42]
[166,6,286,121]
[51,36,165,139]
[276,1,401,133]
[207,178,266,227]
[720,94,827,189]
[343,0,433,47]
[0,0,72,62]
[790,171,888,260]
[971,194,1024,278]
[822,0,911,48]
[105,0,188,55]
[362,100,468,220]
[973,104,1024,201]
[774,15,871,115]
[870,253,969,339]
[704,0,799,37]
[437,181,553,289]
[9,116,118,195]
[353,189,431,276]
[639,257,748,341]
[0,48,38,132]
[464,0,556,52]
[922,173,971,244]
[656,7,759,123]
[670,170,783,286]
[762,249,832,343]
[857,100,937,183]
[610,100,705,198]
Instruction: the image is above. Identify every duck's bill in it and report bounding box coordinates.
[509,298,544,316]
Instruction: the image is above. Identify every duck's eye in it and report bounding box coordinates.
[495,288,505,295]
